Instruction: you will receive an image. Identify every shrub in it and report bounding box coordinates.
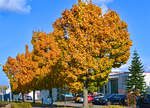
[127,93,136,106]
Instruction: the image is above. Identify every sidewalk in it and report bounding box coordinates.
[53,102,82,107]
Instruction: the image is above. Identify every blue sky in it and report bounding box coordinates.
[0,0,150,85]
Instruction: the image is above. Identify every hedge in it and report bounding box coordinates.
[11,103,32,108]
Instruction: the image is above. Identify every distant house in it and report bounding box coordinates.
[27,91,40,100]
[0,85,10,101]
[102,72,150,94]
[40,88,58,102]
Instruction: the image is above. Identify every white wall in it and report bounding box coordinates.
[28,91,40,100]
[109,72,150,94]
[40,89,57,101]
[143,73,150,92]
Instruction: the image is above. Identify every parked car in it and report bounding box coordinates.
[110,94,127,105]
[75,95,98,103]
[92,94,116,105]
[74,94,83,103]
[26,96,32,100]
[143,94,150,104]
[75,96,83,103]
[88,95,98,103]
[96,93,104,98]
[137,94,150,108]
[61,94,74,101]
[92,96,104,105]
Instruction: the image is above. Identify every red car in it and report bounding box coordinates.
[88,95,97,103]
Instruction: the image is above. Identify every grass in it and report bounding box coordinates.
[88,105,126,108]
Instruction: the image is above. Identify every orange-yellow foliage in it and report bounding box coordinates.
[31,31,63,90]
[3,45,37,93]
[3,1,132,93]
[52,1,132,91]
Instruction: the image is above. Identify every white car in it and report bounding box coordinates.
[78,97,84,103]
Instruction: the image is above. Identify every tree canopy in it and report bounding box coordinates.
[53,0,132,92]
[3,1,132,103]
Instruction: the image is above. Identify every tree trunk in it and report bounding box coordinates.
[83,80,88,108]
[22,93,24,102]
[33,90,35,103]
[49,89,53,107]
[11,92,13,102]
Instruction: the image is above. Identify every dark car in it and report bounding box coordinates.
[92,96,101,105]
[137,94,150,108]
[110,94,127,105]
[26,96,32,100]
[92,95,106,105]
[92,94,116,105]
[143,94,150,104]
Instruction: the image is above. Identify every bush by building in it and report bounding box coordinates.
[11,103,32,108]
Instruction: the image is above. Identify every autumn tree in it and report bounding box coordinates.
[3,45,38,101]
[52,0,132,107]
[3,0,132,107]
[3,31,64,103]
[31,31,64,104]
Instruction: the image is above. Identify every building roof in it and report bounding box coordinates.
[110,72,150,76]
[0,85,8,89]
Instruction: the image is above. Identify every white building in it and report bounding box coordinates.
[102,72,150,94]
[0,85,9,101]
[27,91,40,100]
[39,88,58,101]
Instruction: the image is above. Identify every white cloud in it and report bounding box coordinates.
[100,4,108,14]
[112,64,150,73]
[92,0,113,4]
[92,0,114,14]
[111,68,121,72]
[0,0,31,13]
[145,65,150,72]
[112,64,129,72]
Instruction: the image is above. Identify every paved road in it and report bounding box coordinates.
[5,102,134,108]
[32,102,134,108]
[32,102,107,108]
[53,102,126,108]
